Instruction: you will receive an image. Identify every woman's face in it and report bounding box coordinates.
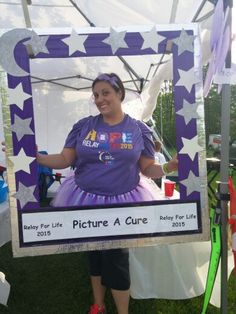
[92,81,122,116]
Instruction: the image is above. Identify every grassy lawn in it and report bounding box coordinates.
[0,165,236,313]
[0,241,235,314]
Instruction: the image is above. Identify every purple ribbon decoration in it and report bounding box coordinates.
[96,74,119,88]
[203,0,231,97]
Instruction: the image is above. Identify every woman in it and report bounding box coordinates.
[37,73,178,314]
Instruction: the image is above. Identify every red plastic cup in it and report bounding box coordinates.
[164,181,175,197]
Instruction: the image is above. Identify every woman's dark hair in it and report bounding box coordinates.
[92,73,125,101]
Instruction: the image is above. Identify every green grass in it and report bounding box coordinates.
[0,163,236,313]
[0,242,235,314]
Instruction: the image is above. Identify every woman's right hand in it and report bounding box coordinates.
[36,147,76,169]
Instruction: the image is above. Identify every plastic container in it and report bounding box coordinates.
[164,180,175,197]
[0,180,8,203]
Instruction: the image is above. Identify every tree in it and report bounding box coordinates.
[152,79,236,150]
[153,81,176,149]
[204,84,236,141]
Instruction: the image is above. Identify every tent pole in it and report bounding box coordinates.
[153,0,211,80]
[69,0,95,26]
[21,0,32,28]
[219,1,232,313]
[192,0,209,21]
[68,0,141,85]
[219,84,231,314]
[169,0,179,23]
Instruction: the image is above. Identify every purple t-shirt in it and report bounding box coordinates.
[64,114,155,196]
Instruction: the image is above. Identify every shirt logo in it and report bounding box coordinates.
[82,129,133,150]
[98,151,115,165]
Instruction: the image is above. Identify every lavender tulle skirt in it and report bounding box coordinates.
[51,174,157,207]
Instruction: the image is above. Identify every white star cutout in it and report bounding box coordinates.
[8,148,35,174]
[11,115,34,141]
[172,29,195,56]
[176,100,200,125]
[24,34,49,55]
[62,29,88,56]
[140,26,166,52]
[103,27,128,54]
[13,182,37,208]
[179,135,203,161]
[180,171,202,196]
[176,68,201,93]
[8,83,31,110]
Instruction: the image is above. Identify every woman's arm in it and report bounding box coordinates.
[37,147,76,169]
[139,155,178,179]
[2,141,76,170]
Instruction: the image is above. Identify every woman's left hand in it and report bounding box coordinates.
[167,155,178,173]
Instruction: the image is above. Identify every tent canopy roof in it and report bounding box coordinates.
[0,1,214,29]
[2,1,235,113]
[0,0,214,95]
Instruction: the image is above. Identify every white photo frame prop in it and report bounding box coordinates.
[0,24,208,257]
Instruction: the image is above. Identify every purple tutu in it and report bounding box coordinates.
[51,175,157,207]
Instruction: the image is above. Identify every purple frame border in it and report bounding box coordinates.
[7,28,200,213]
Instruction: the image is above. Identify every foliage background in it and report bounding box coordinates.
[153,82,236,149]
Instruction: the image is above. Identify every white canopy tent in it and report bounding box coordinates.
[0,0,235,311]
[0,0,215,159]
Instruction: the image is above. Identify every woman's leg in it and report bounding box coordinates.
[90,275,106,308]
[102,249,130,313]
[111,288,130,314]
[88,251,106,309]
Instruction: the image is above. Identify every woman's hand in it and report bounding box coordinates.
[36,147,76,169]
[165,155,178,173]
[139,154,178,179]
